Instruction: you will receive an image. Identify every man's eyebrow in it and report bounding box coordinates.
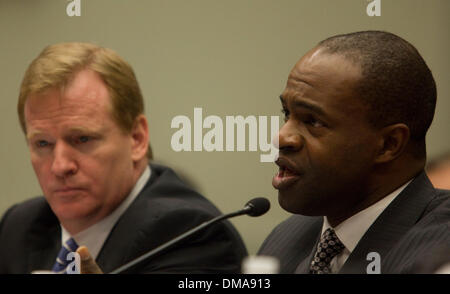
[26,127,103,141]
[280,95,327,117]
[294,100,326,117]
[66,127,101,134]
[26,131,42,141]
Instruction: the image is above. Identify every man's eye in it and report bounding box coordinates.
[36,140,49,148]
[281,108,290,121]
[78,136,90,143]
[304,117,323,128]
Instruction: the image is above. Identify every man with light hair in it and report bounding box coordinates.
[0,42,247,274]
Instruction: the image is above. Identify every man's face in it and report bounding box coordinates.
[25,69,137,231]
[273,48,379,217]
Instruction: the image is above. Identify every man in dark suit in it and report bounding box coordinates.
[0,42,247,274]
[258,31,450,274]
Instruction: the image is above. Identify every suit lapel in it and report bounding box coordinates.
[96,194,145,273]
[27,205,61,272]
[96,165,159,273]
[339,171,435,273]
[294,233,321,274]
[275,215,323,274]
[28,234,60,272]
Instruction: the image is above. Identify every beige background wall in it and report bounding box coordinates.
[0,0,449,255]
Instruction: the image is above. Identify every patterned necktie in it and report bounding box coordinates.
[309,228,345,274]
[52,238,79,274]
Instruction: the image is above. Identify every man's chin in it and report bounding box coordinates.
[51,202,96,223]
[278,191,322,216]
[54,210,90,222]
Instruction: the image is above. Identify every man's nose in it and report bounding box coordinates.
[277,121,303,153]
[51,142,78,178]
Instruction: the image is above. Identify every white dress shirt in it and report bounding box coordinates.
[321,179,412,273]
[61,166,151,259]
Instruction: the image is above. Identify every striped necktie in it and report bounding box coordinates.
[52,238,79,274]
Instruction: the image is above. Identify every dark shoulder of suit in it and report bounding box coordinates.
[0,163,248,274]
[258,171,450,274]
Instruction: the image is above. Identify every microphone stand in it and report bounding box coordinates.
[108,206,250,274]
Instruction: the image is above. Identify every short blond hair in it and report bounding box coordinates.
[18,42,153,159]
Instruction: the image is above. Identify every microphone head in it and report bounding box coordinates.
[244,197,270,217]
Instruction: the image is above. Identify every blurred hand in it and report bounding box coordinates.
[76,246,103,274]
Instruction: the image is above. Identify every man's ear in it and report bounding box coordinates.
[130,114,149,161]
[374,123,410,164]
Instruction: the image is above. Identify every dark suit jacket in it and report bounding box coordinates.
[0,163,247,274]
[258,171,450,274]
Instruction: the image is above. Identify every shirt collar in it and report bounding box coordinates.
[61,165,151,259]
[322,179,412,253]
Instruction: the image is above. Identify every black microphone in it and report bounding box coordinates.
[108,197,270,274]
[243,197,271,216]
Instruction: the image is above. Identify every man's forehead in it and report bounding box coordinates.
[286,50,361,95]
[25,75,112,117]
[283,69,321,104]
[24,87,114,136]
[287,51,321,82]
[29,69,109,103]
[281,49,368,120]
[291,48,361,79]
[25,92,106,121]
